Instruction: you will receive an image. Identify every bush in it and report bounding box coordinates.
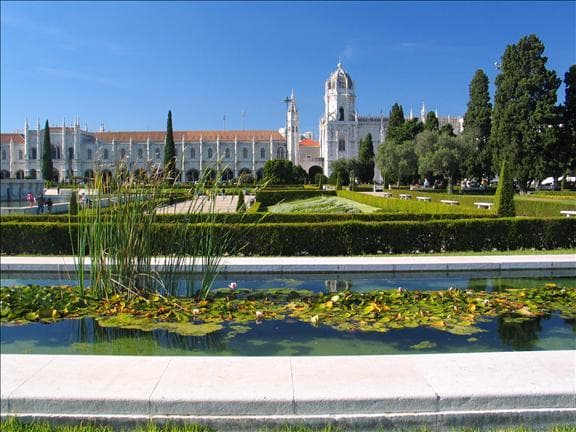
[69,192,78,215]
[236,190,246,212]
[2,218,574,256]
[493,160,515,217]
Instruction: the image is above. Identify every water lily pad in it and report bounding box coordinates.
[97,314,223,336]
[411,340,437,350]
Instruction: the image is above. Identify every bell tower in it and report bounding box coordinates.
[286,90,299,164]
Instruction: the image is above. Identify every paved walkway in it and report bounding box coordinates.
[1,254,574,273]
[1,351,574,430]
[156,194,256,214]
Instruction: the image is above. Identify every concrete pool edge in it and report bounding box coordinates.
[1,253,575,273]
[1,351,575,430]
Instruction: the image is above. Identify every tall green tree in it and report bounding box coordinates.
[493,160,516,217]
[357,133,375,183]
[41,120,54,181]
[376,139,418,187]
[385,103,405,143]
[263,159,306,185]
[561,65,576,178]
[490,34,561,193]
[163,110,177,180]
[424,111,439,131]
[462,69,492,179]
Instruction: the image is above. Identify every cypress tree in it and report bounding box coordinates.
[69,191,78,215]
[424,111,439,131]
[490,34,560,193]
[236,190,246,212]
[493,160,515,217]
[358,133,375,183]
[385,103,405,143]
[41,120,54,181]
[163,110,177,180]
[562,65,576,178]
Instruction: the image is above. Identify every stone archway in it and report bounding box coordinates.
[308,165,323,179]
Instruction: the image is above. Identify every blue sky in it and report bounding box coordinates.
[1,1,574,137]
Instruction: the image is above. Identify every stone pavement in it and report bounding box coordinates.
[1,351,574,430]
[156,194,256,214]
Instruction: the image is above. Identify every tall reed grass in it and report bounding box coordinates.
[70,160,242,301]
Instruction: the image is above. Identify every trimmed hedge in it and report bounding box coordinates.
[515,198,576,218]
[2,218,574,256]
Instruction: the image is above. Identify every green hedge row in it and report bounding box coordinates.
[255,190,336,208]
[1,211,497,225]
[515,198,576,218]
[2,218,574,256]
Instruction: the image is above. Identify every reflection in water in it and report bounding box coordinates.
[497,316,544,350]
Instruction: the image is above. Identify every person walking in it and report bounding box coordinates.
[46,198,53,214]
[36,194,45,214]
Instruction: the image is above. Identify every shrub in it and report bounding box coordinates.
[69,191,78,215]
[493,160,515,216]
[236,190,246,212]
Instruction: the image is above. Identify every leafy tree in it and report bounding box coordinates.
[462,69,492,179]
[415,130,465,194]
[385,103,405,142]
[493,160,515,217]
[357,133,375,183]
[560,65,576,183]
[41,120,54,181]
[163,110,177,180]
[424,111,439,131]
[490,34,561,193]
[328,158,361,186]
[440,123,455,137]
[375,139,418,187]
[263,159,306,185]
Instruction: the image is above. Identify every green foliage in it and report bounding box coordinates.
[376,139,418,187]
[41,120,54,181]
[267,196,379,214]
[439,123,455,137]
[163,110,177,180]
[357,133,375,183]
[68,191,78,215]
[328,158,360,186]
[315,172,327,189]
[463,69,492,178]
[255,190,336,208]
[264,159,307,185]
[494,161,516,217]
[490,34,561,192]
[560,65,576,175]
[385,103,405,142]
[236,190,246,212]
[424,111,439,131]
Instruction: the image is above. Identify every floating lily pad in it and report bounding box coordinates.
[411,340,437,350]
[97,313,223,336]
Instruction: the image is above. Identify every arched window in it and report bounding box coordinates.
[138,148,143,159]
[18,150,23,160]
[52,145,61,159]
[207,148,213,159]
[103,149,109,160]
[225,148,230,159]
[120,148,126,158]
[31,148,37,159]
[339,107,345,121]
[68,148,74,160]
[276,147,286,159]
[190,147,196,159]
[260,148,266,159]
[16,170,24,179]
[338,139,345,151]
[29,169,37,179]
[87,149,93,160]
[242,148,248,159]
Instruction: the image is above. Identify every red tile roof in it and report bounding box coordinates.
[0,133,25,144]
[299,138,320,147]
[95,130,284,142]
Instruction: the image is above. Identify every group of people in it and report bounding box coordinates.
[26,192,53,214]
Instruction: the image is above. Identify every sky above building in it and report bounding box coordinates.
[1,1,574,137]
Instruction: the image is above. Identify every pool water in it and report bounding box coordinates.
[1,270,575,356]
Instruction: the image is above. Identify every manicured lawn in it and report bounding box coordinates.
[267,196,379,214]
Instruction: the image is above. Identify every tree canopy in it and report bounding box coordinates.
[490,34,561,192]
[264,159,306,185]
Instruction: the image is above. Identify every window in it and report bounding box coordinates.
[242,148,248,159]
[225,148,230,159]
[207,148,213,159]
[155,148,161,160]
[1,150,6,160]
[52,146,61,159]
[276,147,286,159]
[87,149,93,160]
[190,147,195,159]
[18,150,23,160]
[138,148,143,159]
[31,148,37,159]
[339,107,345,121]
[260,148,266,159]
[120,148,126,158]
[103,149,109,160]
[338,139,345,151]
[68,148,74,160]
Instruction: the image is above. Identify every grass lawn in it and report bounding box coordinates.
[267,196,379,214]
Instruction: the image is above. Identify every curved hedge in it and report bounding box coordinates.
[1,218,574,256]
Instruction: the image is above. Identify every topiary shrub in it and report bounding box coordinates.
[69,191,78,215]
[236,190,246,212]
[493,160,515,217]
